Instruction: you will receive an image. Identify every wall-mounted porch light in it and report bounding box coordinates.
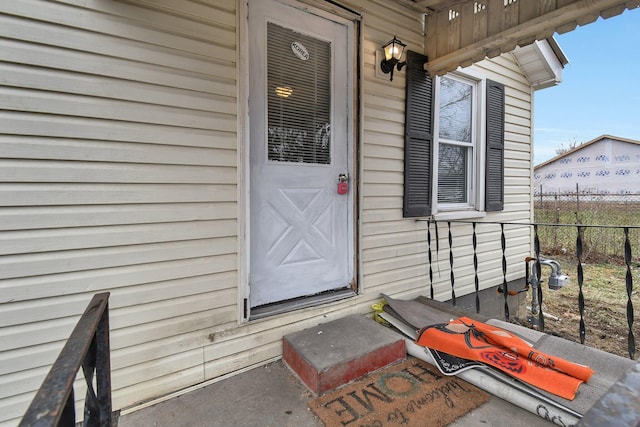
[380,36,407,81]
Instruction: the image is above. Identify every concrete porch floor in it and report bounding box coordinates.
[117,358,550,427]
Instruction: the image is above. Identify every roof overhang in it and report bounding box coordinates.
[512,38,568,90]
[390,0,639,76]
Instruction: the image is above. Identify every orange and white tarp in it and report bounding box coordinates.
[415,317,594,400]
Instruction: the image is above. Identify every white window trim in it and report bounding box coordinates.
[432,68,487,220]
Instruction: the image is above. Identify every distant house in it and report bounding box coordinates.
[534,135,640,194]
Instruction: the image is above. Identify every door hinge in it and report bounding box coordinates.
[243,298,248,319]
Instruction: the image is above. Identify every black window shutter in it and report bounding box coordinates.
[485,79,505,212]
[403,51,433,218]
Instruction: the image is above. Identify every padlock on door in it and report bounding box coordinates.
[337,173,349,195]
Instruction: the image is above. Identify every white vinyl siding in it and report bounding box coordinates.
[0,0,536,425]
[361,44,534,301]
[0,0,238,424]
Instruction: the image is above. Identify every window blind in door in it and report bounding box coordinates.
[267,22,332,165]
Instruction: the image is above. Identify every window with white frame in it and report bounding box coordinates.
[403,50,504,218]
[435,74,479,210]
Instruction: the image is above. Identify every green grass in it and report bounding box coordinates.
[534,206,640,263]
[527,201,640,357]
[534,257,640,359]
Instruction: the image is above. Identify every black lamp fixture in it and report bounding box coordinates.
[380,36,407,81]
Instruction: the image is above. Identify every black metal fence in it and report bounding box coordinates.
[20,292,112,427]
[419,220,638,359]
[533,222,637,359]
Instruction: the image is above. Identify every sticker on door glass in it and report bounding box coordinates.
[291,41,309,61]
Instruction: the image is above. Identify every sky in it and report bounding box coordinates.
[533,8,640,165]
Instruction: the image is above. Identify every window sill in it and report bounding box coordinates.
[433,210,487,221]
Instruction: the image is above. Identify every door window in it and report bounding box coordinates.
[267,22,331,165]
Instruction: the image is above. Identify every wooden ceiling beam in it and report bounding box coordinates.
[422,0,639,75]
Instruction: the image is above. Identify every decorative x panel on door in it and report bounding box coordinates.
[265,187,335,268]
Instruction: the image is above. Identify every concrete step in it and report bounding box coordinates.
[282,314,406,395]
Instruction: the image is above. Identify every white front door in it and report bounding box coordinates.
[249,0,354,308]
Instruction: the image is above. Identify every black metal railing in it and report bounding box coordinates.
[20,292,112,427]
[419,219,638,359]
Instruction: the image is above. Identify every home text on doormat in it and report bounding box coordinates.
[309,357,489,427]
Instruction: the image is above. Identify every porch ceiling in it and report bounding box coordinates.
[392,0,640,75]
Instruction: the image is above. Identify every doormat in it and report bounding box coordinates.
[309,357,489,427]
